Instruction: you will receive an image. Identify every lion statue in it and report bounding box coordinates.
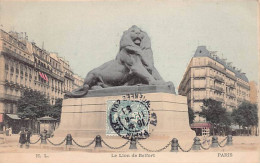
[65,25,175,98]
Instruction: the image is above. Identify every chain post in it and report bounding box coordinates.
[129,137,137,149]
[66,134,73,145]
[170,138,178,152]
[226,135,232,146]
[211,136,218,148]
[95,135,102,148]
[40,132,47,144]
[192,137,201,151]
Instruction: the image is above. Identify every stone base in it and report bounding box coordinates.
[55,86,195,146]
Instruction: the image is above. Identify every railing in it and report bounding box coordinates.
[237,82,250,90]
[1,47,34,66]
[215,97,224,103]
[226,83,236,89]
[214,75,224,82]
[0,93,20,101]
[209,85,224,92]
[208,62,226,73]
[214,86,224,92]
[65,73,75,80]
[226,92,236,98]
[35,64,64,82]
[227,102,236,107]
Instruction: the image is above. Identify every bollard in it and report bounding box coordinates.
[192,137,201,151]
[66,134,73,145]
[129,137,137,149]
[226,135,232,146]
[40,133,47,144]
[95,135,102,148]
[211,136,218,148]
[170,138,178,152]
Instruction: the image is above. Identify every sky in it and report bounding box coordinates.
[0,0,258,90]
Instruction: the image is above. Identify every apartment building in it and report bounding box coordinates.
[178,46,250,134]
[0,29,83,132]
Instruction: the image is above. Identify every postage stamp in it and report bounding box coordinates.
[106,100,150,138]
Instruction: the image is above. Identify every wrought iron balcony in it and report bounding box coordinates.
[214,96,224,103]
[227,92,236,98]
[0,93,20,101]
[2,47,34,66]
[65,72,75,80]
[214,86,224,92]
[214,75,224,82]
[226,83,236,89]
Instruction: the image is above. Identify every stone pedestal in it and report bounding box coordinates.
[54,85,195,147]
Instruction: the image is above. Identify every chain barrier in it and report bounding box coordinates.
[29,137,41,144]
[200,143,212,150]
[137,140,171,152]
[218,137,227,148]
[178,143,193,152]
[24,134,232,152]
[72,138,96,148]
[47,138,66,146]
[102,139,130,150]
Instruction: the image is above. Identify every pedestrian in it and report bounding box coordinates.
[6,127,9,136]
[26,129,31,148]
[9,127,12,136]
[26,129,32,144]
[19,127,26,148]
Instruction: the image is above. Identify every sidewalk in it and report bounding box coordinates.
[0,134,259,153]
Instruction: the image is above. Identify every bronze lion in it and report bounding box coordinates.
[66,25,174,98]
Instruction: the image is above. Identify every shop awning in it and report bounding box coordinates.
[6,114,21,120]
[190,122,211,128]
[37,116,56,121]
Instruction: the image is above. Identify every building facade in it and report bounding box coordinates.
[73,74,84,90]
[178,46,250,135]
[249,81,258,104]
[0,29,84,132]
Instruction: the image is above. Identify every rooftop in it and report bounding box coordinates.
[194,46,249,82]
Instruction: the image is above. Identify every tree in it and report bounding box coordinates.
[17,89,51,119]
[45,98,63,122]
[199,98,231,135]
[188,107,195,124]
[232,101,258,135]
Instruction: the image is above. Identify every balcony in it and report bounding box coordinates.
[35,64,64,82]
[193,85,206,89]
[214,86,224,92]
[1,47,34,66]
[227,92,236,98]
[208,62,226,73]
[237,82,250,90]
[214,96,224,103]
[226,83,236,89]
[193,96,205,102]
[227,101,236,107]
[209,85,224,92]
[226,73,237,81]
[214,75,224,82]
[65,72,75,81]
[0,93,20,101]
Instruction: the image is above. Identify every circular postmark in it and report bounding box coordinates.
[108,94,157,140]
